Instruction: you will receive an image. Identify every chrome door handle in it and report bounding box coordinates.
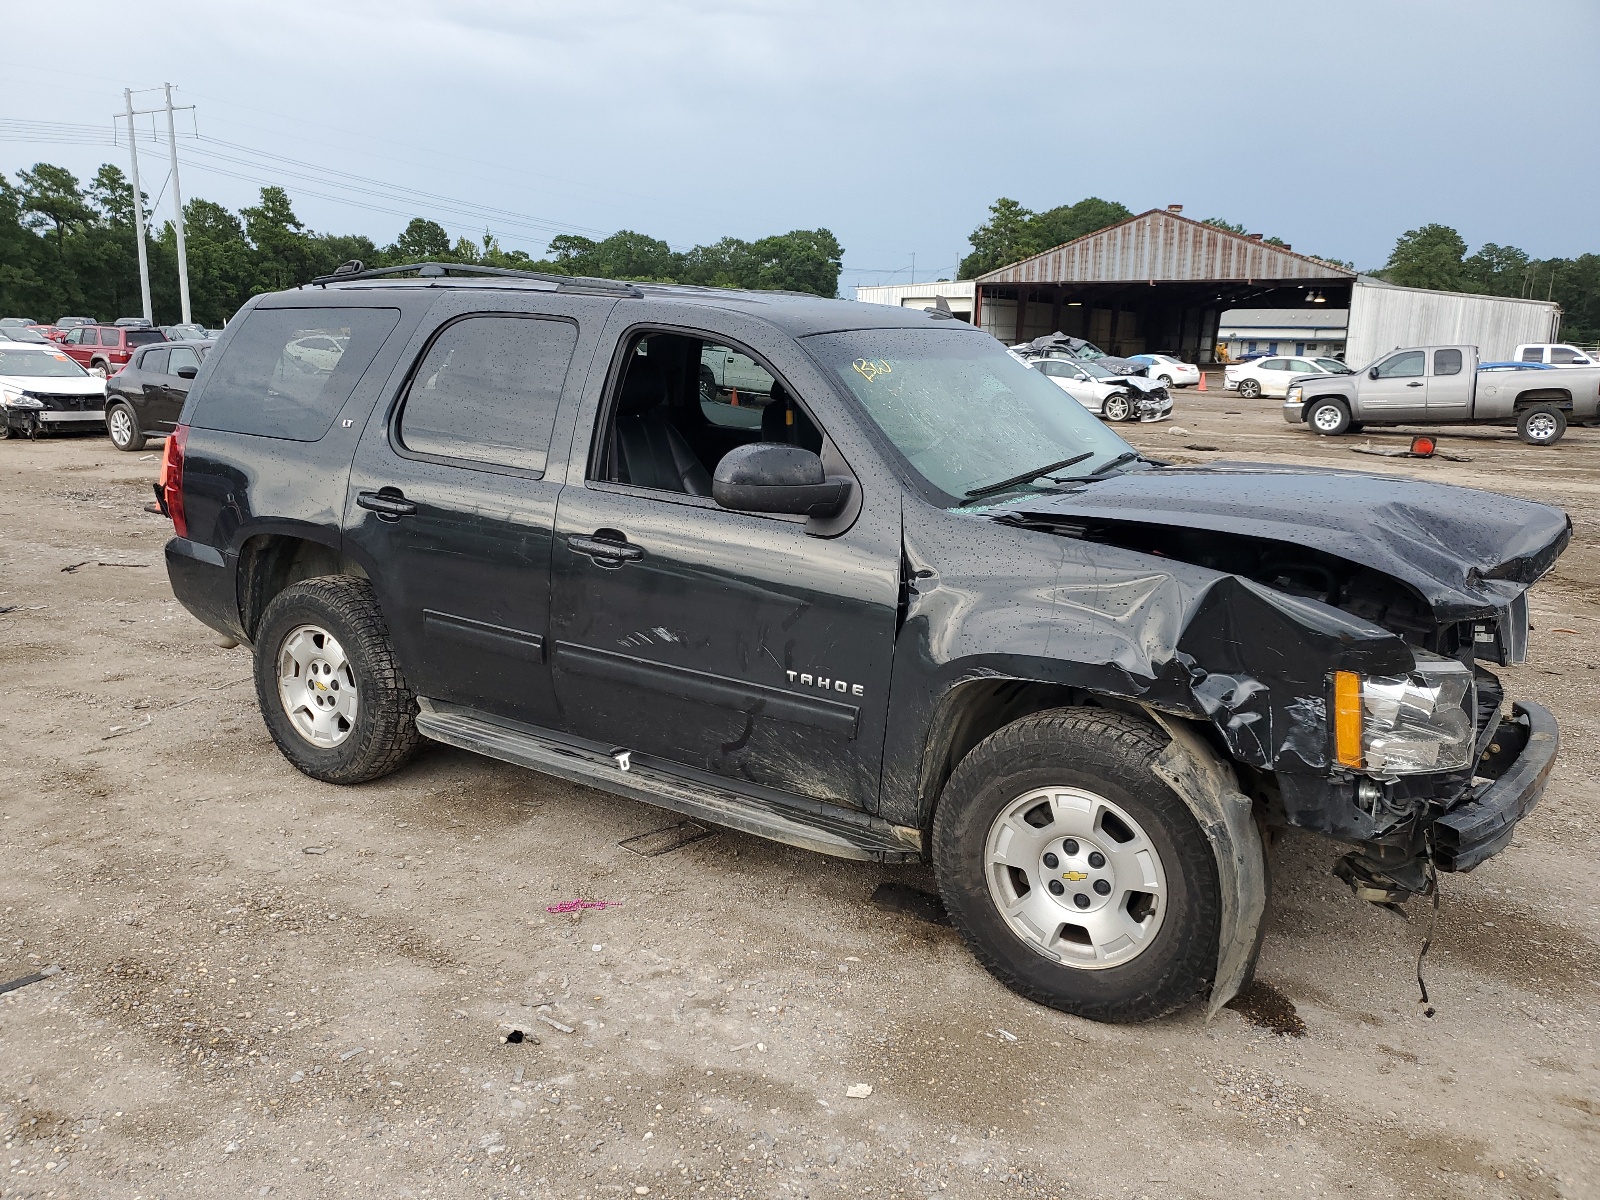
[356,489,418,519]
[568,534,644,564]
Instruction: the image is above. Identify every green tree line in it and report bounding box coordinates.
[0,161,844,327]
[960,196,1597,342]
[1376,223,1599,343]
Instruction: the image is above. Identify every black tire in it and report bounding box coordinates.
[1237,379,1261,399]
[1306,397,1352,435]
[1102,393,1134,422]
[106,400,145,451]
[932,708,1222,1023]
[1516,404,1567,446]
[89,358,110,378]
[252,576,422,784]
[1347,421,1365,434]
[699,367,719,405]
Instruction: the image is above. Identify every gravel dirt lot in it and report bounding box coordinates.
[2,385,1598,1199]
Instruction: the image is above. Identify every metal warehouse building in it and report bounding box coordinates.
[968,206,1560,365]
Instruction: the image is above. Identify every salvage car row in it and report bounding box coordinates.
[0,335,212,445]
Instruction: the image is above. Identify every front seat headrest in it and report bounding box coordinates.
[618,355,668,415]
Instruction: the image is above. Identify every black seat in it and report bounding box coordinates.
[759,383,824,454]
[613,358,712,496]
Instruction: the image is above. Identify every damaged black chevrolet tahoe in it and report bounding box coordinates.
[159,262,1567,1023]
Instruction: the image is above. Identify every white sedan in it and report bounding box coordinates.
[1224,355,1351,399]
[1128,353,1201,388]
[0,344,107,438]
[1030,358,1173,422]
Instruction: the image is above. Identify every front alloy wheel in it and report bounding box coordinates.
[1103,393,1133,422]
[984,786,1167,968]
[933,708,1221,1022]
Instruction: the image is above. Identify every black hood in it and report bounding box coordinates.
[995,462,1571,622]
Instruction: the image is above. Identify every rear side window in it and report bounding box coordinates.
[141,348,170,373]
[397,315,577,474]
[194,307,399,441]
[1520,347,1543,362]
[1433,348,1463,376]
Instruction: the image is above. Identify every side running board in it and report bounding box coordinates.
[414,699,923,863]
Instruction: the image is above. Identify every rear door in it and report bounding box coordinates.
[1358,350,1429,417]
[130,346,168,426]
[156,344,203,431]
[344,299,609,728]
[1424,347,1471,415]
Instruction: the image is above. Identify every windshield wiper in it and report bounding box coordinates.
[1041,451,1153,486]
[960,452,1095,502]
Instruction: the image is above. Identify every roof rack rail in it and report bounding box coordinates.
[308,260,643,297]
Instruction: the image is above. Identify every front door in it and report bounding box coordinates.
[1425,347,1471,415]
[154,343,204,432]
[548,324,902,810]
[1360,349,1429,418]
[344,310,589,728]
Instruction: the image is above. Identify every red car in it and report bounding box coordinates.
[58,324,167,377]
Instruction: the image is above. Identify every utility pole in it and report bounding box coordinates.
[122,89,153,325]
[163,83,191,325]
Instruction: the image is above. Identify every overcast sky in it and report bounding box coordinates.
[6,0,1597,288]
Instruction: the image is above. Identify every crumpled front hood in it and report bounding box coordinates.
[996,462,1571,621]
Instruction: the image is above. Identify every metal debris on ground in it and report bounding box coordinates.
[303,846,328,855]
[546,898,622,914]
[0,963,61,995]
[536,1014,576,1034]
[338,1047,367,1062]
[619,819,716,857]
[61,560,149,573]
[869,881,950,926]
[1351,441,1471,462]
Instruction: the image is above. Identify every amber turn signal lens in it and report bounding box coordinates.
[1333,670,1363,768]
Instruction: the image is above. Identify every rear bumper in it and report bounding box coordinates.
[165,536,245,642]
[1433,701,1558,872]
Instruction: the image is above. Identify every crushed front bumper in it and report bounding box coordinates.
[1433,701,1558,871]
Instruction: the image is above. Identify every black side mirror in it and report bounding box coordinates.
[712,443,851,518]
[176,366,198,379]
[1368,367,1380,380]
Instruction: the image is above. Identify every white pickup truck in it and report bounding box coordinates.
[1283,344,1600,446]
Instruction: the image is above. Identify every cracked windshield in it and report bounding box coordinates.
[805,327,1132,501]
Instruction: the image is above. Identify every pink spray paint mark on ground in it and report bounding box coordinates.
[546,898,622,914]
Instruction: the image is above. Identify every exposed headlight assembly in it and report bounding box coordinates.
[1,391,42,409]
[1333,651,1473,775]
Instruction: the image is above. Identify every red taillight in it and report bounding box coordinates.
[159,424,189,538]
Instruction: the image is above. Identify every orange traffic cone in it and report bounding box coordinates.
[730,387,740,407]
[1197,369,1208,392]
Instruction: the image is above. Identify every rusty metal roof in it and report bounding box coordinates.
[975,209,1357,286]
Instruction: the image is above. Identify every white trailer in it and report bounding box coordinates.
[1344,277,1560,368]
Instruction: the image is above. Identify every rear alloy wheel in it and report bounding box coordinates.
[1158,374,1174,386]
[1307,397,1352,435]
[1516,404,1567,446]
[1237,378,1262,399]
[1102,393,1134,422]
[933,708,1221,1023]
[89,360,109,379]
[253,576,422,784]
[106,401,145,451]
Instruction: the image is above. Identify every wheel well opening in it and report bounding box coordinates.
[1514,390,1573,410]
[238,535,367,640]
[918,679,1087,835]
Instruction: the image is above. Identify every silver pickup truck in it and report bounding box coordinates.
[1283,345,1600,446]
